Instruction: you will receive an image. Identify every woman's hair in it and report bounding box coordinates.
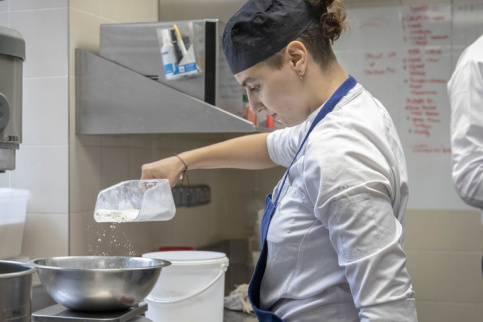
[266,0,347,71]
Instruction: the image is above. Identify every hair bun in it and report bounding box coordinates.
[306,0,346,43]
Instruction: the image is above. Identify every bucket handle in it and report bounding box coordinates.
[146,263,228,304]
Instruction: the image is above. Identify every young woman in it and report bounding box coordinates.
[142,0,418,321]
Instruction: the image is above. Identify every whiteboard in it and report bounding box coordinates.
[333,3,483,210]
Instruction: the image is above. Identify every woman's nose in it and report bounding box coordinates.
[247,96,264,113]
[250,104,264,114]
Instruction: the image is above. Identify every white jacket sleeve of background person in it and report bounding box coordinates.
[447,34,483,215]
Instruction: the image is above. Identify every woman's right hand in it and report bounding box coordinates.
[141,156,186,188]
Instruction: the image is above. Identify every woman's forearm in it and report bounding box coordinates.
[179,133,276,170]
[141,133,277,186]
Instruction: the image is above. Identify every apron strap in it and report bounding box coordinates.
[273,75,357,206]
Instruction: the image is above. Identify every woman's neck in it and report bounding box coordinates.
[306,61,349,114]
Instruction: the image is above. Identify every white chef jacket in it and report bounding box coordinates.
[447,34,483,224]
[263,83,417,321]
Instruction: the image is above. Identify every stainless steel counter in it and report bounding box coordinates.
[32,284,257,322]
[31,283,56,312]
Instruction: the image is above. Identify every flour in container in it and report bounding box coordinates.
[95,209,139,223]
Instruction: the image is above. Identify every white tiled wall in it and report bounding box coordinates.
[0,1,7,11]
[0,0,69,260]
[22,77,68,145]
[10,146,68,214]
[10,0,66,11]
[10,8,68,77]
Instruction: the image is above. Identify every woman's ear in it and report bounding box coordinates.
[285,41,308,77]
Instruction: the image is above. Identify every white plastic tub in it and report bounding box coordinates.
[0,188,29,259]
[142,251,229,322]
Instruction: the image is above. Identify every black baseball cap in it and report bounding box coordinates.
[222,0,326,74]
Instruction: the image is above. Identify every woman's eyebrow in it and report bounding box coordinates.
[241,77,256,88]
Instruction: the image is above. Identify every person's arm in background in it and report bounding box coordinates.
[141,133,276,187]
[448,36,483,210]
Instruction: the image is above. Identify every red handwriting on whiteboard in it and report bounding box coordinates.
[410,5,429,13]
[426,49,442,55]
[431,16,446,21]
[413,144,451,154]
[362,51,398,76]
[365,52,383,60]
[411,91,438,95]
[410,83,423,89]
[430,35,449,40]
[401,4,451,140]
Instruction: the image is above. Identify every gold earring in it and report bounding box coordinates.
[296,69,304,80]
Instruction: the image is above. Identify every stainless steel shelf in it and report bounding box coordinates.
[75,49,260,134]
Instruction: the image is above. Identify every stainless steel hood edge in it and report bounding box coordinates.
[75,49,258,134]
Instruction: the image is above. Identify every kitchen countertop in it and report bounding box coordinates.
[32,284,258,322]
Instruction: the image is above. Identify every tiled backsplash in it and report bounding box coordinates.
[10,8,68,78]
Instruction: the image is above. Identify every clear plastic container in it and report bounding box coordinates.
[0,188,30,259]
[94,179,175,223]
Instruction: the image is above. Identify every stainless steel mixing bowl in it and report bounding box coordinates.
[31,256,171,312]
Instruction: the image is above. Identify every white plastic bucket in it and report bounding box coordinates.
[142,251,229,322]
[0,188,29,259]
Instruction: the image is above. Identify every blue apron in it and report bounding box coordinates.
[248,76,358,322]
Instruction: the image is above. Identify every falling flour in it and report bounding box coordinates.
[95,209,139,223]
[87,224,137,256]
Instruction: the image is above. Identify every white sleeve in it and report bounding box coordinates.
[304,120,417,321]
[326,192,417,322]
[448,48,483,209]
[266,123,307,168]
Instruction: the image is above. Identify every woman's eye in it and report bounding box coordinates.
[250,85,260,93]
